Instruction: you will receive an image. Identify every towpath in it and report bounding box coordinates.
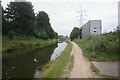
[70,42,96,78]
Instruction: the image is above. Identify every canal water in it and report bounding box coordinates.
[2,42,67,79]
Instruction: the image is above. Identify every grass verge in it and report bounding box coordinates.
[73,38,119,78]
[2,39,57,58]
[73,39,119,61]
[62,55,74,78]
[91,63,100,76]
[100,75,119,80]
[38,40,72,78]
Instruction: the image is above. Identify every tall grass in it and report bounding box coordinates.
[90,33,118,54]
[2,37,57,58]
[74,32,119,61]
[3,39,57,52]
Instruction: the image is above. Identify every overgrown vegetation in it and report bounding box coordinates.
[2,38,57,58]
[2,2,58,57]
[73,32,119,61]
[38,40,72,78]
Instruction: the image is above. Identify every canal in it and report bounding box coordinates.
[2,42,67,79]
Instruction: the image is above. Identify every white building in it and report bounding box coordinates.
[118,1,120,28]
[82,20,102,39]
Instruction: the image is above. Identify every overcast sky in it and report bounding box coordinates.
[2,0,120,36]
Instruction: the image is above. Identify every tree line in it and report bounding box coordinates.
[70,27,82,40]
[2,2,58,39]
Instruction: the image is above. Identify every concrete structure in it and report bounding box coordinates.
[118,1,120,29]
[82,20,102,39]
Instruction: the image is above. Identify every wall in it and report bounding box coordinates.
[90,20,102,37]
[82,21,90,39]
[82,20,102,39]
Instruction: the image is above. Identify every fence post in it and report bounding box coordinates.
[92,43,95,55]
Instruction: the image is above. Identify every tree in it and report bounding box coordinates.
[35,11,58,39]
[70,27,82,40]
[3,2,58,39]
[46,24,58,39]
[34,11,49,39]
[4,2,35,35]
[36,11,50,30]
[2,7,10,35]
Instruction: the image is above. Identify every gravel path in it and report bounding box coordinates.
[70,42,96,78]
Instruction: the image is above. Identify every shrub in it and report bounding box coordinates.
[90,35,109,52]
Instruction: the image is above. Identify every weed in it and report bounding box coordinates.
[73,32,119,61]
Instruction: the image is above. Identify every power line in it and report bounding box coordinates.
[67,2,78,12]
[66,1,87,28]
[77,9,87,28]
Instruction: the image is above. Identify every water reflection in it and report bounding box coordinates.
[51,42,67,61]
[2,42,67,79]
[2,44,58,78]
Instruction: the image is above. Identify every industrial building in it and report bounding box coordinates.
[82,20,102,39]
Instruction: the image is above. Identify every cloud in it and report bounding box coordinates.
[2,0,119,36]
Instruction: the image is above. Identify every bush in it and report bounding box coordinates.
[90,35,109,52]
[73,31,119,61]
[37,32,48,39]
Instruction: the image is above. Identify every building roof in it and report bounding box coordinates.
[82,20,101,28]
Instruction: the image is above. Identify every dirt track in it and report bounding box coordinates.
[70,42,96,78]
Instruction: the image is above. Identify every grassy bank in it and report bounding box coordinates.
[73,32,119,61]
[38,40,72,78]
[91,63,100,76]
[2,37,57,58]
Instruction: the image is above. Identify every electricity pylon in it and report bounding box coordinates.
[77,9,87,28]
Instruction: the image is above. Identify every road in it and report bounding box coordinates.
[70,42,96,78]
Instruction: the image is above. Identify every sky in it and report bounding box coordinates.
[1,0,120,36]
